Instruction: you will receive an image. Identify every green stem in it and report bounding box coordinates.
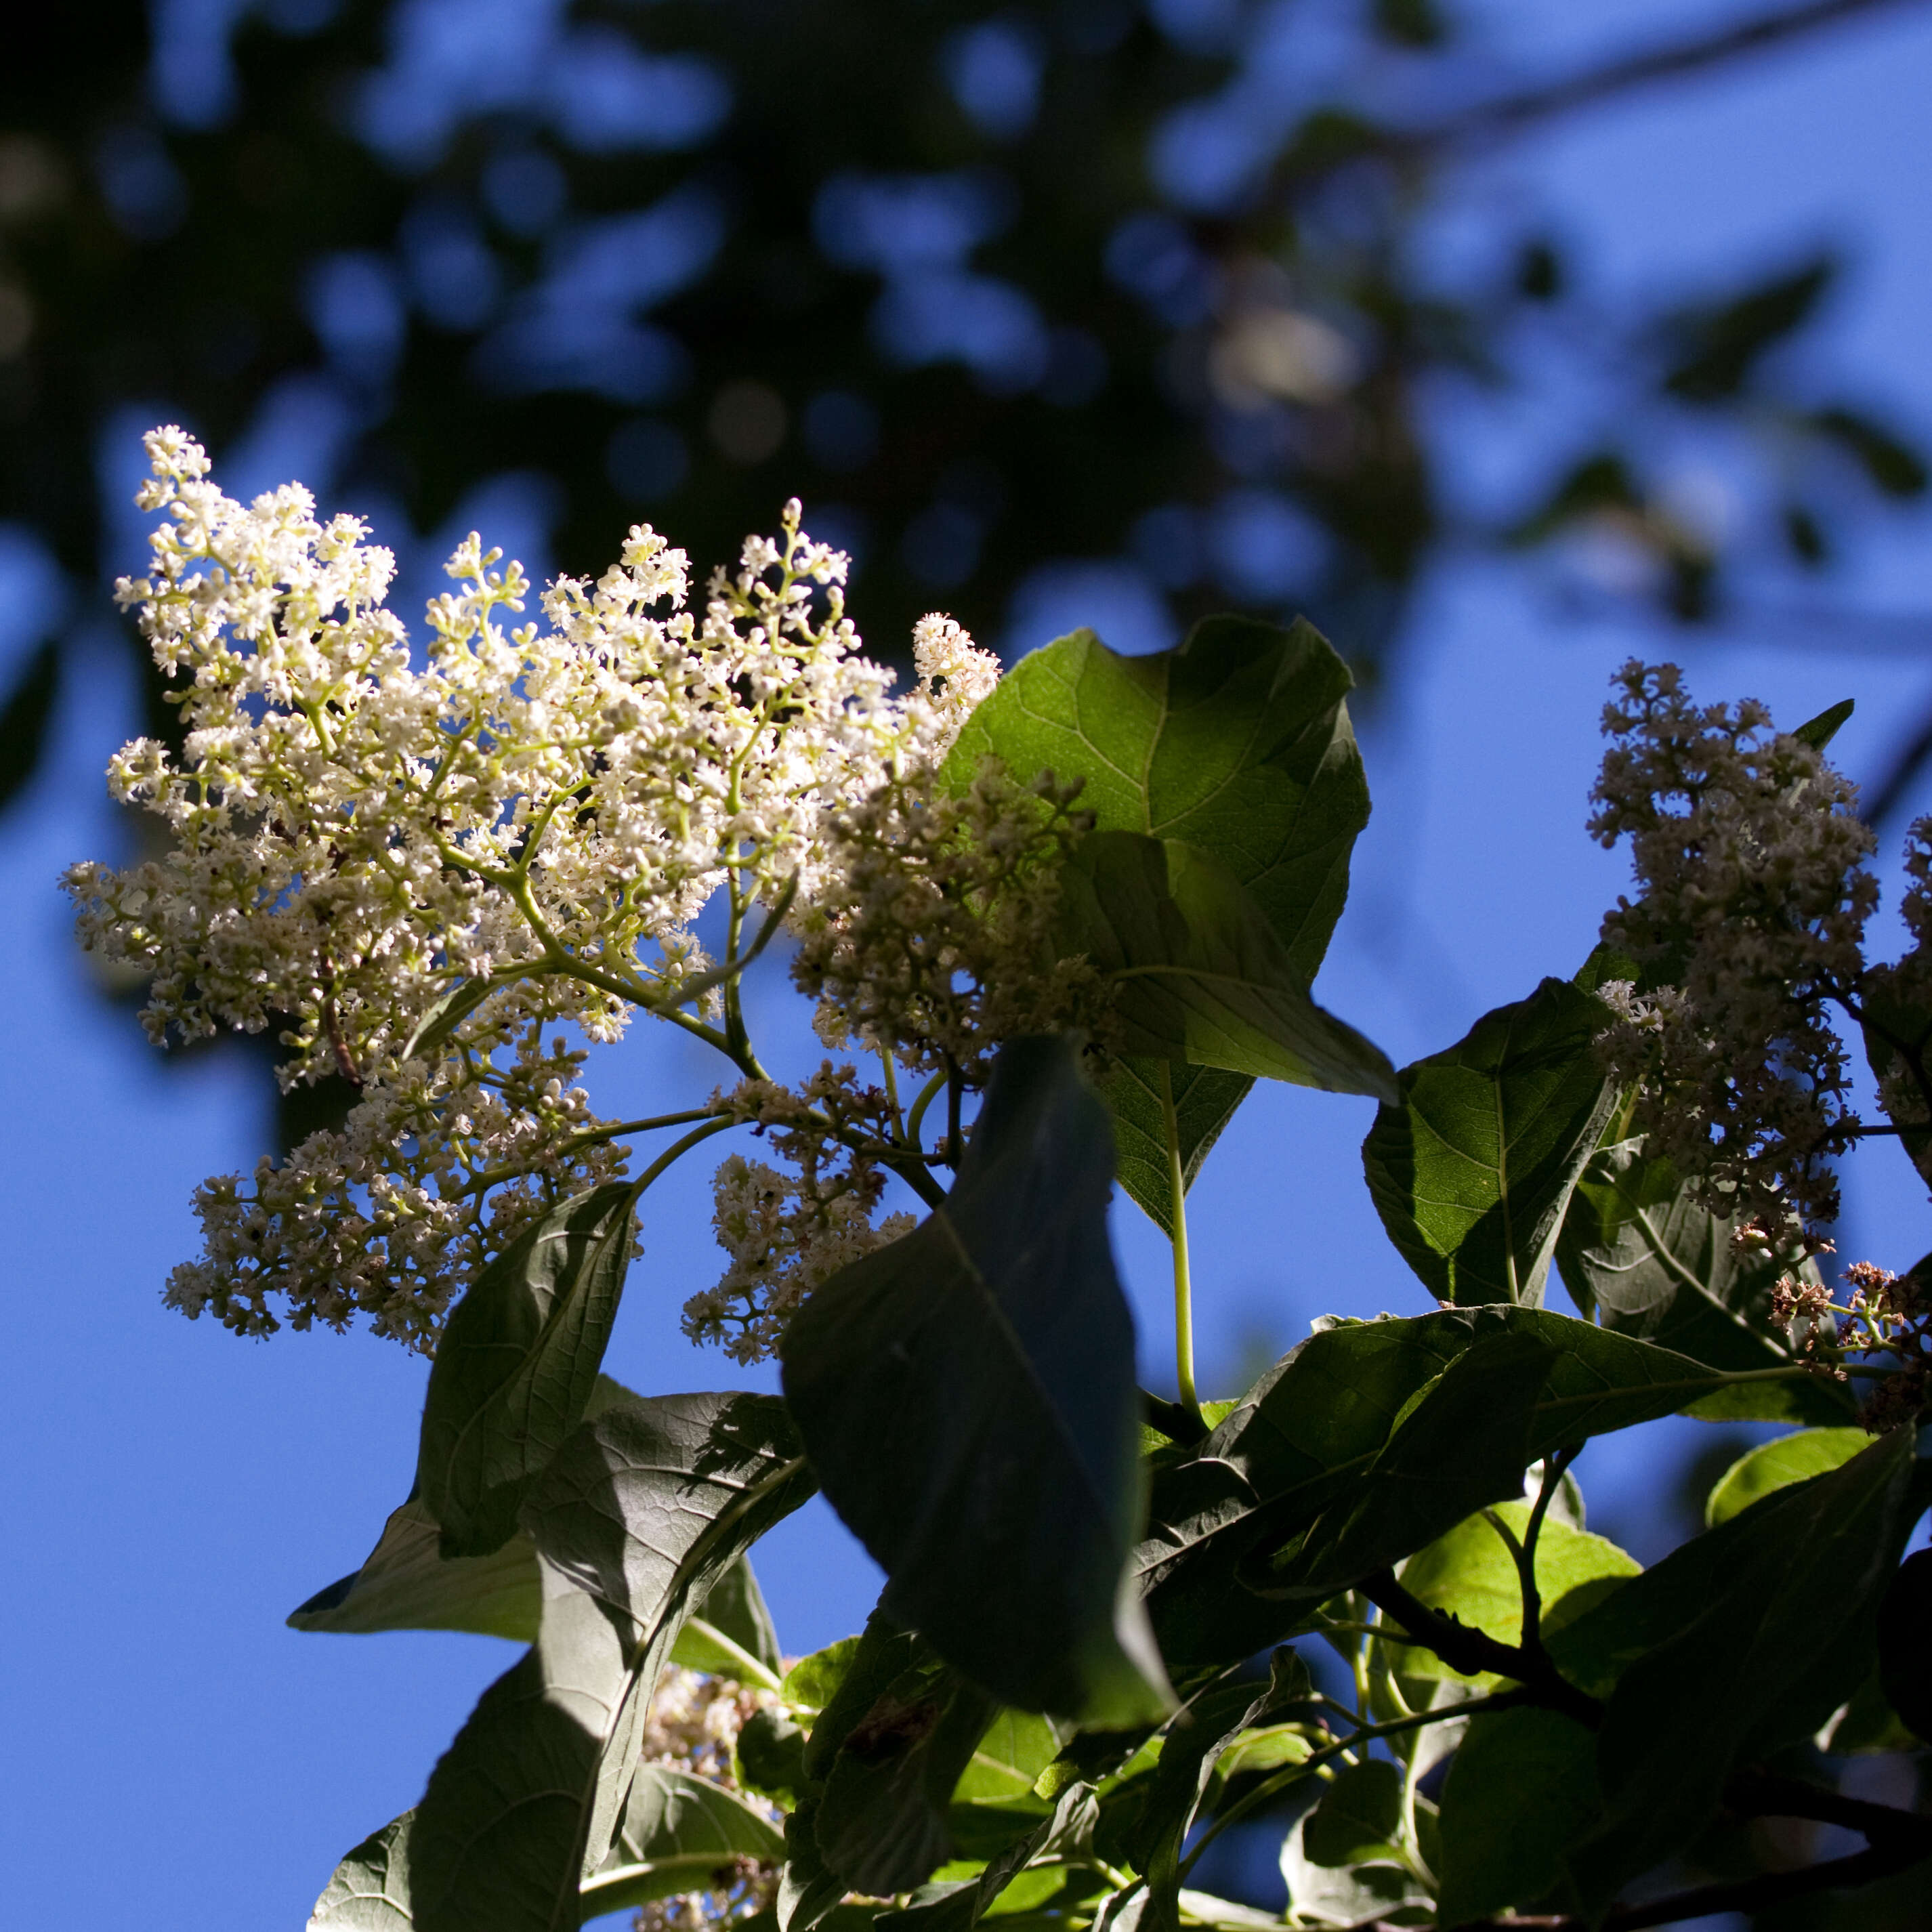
[1158,1062,1202,1427]
[624,1116,740,1209]
[906,1068,948,1150]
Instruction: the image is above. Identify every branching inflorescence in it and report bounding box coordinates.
[66,427,1095,1353]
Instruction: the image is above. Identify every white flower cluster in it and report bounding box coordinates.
[686,1067,918,1365]
[792,758,1108,1081]
[1588,660,1878,1238]
[68,427,1014,1345]
[632,1664,783,1932]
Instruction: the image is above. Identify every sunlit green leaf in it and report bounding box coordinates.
[1704,1427,1870,1527]
[944,616,1370,1225]
[1363,978,1618,1306]
[1059,833,1394,1097]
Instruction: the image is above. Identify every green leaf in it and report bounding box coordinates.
[877,1783,1099,1932]
[671,1555,784,1685]
[736,1707,809,1805]
[1705,1426,1871,1526]
[1131,1653,1310,1932]
[1256,1331,1559,1597]
[944,616,1368,976]
[407,1393,812,1932]
[943,616,1370,1225]
[311,1811,416,1929]
[1362,978,1619,1306]
[288,1494,541,1641]
[1059,833,1395,1098]
[1280,1760,1429,1928]
[1561,1429,1919,1912]
[953,1710,1059,1805]
[1136,1305,1813,1666]
[1793,696,1856,750]
[1390,1500,1639,1695]
[782,1035,1171,1727]
[782,1637,864,1715]
[578,1766,784,1919]
[418,1184,638,1558]
[1101,1061,1253,1242]
[1555,1139,1855,1424]
[1433,1708,1595,1925]
[795,1615,1001,1896]
[1301,1757,1403,1868]
[1662,257,1834,402]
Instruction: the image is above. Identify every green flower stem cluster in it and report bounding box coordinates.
[72,441,1932,1932]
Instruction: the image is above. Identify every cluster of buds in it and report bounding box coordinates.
[1771,1261,1932,1431]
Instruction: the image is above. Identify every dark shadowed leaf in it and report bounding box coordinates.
[310,1810,416,1929]
[1555,1139,1856,1425]
[1059,833,1394,1098]
[782,1035,1170,1727]
[1559,1429,1918,1912]
[1131,1652,1311,1932]
[1434,1708,1595,1925]
[406,1393,812,1932]
[944,616,1370,1223]
[803,1618,1001,1896]
[1280,1759,1429,1927]
[419,1184,638,1557]
[877,1783,1101,1932]
[670,1554,784,1685]
[1363,978,1618,1306]
[1136,1305,1808,1663]
[1256,1331,1558,1597]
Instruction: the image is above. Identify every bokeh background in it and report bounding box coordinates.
[7,1,1932,1925]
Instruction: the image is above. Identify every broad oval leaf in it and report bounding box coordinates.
[781,1034,1171,1727]
[1059,833,1394,1099]
[310,1811,416,1930]
[1363,978,1619,1306]
[1559,1428,1918,1913]
[943,616,1370,1229]
[1704,1425,1870,1526]
[406,1392,813,1932]
[419,1184,639,1557]
[670,1554,785,1686]
[943,616,1368,976]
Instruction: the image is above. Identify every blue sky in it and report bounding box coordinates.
[9,3,1932,1925]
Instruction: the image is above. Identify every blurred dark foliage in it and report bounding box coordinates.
[7,0,1932,1171]
[4,0,1929,790]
